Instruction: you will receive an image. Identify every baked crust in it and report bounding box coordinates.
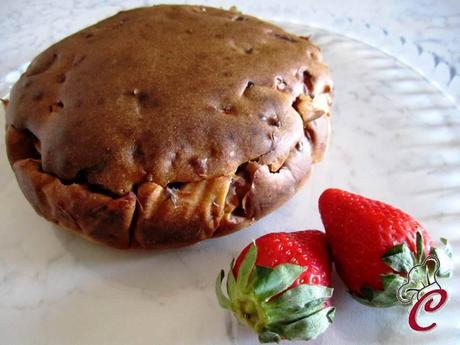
[5,5,333,249]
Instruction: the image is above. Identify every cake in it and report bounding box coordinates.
[5,5,333,249]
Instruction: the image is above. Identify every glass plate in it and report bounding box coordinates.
[0,24,458,345]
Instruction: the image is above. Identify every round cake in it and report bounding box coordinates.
[5,5,333,249]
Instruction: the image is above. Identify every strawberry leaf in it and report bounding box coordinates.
[258,331,281,344]
[430,237,453,278]
[237,242,257,291]
[227,260,237,301]
[267,284,333,315]
[441,237,453,257]
[254,264,305,302]
[215,270,231,309]
[416,231,424,262]
[382,243,414,273]
[265,285,333,326]
[269,306,335,341]
[254,266,273,285]
[268,298,329,325]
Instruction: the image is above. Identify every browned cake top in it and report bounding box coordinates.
[6,5,332,195]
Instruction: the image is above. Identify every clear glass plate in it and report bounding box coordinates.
[0,24,458,344]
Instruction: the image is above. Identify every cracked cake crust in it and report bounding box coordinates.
[5,5,333,249]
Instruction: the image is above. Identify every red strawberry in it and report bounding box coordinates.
[216,230,335,343]
[319,188,453,307]
[233,231,332,289]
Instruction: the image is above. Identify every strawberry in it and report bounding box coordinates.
[319,188,453,307]
[216,230,335,343]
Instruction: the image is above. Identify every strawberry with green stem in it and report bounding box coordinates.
[319,188,453,307]
[216,230,335,343]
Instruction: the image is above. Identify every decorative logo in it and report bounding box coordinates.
[397,255,448,332]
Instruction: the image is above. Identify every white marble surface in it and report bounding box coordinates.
[1,2,460,345]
